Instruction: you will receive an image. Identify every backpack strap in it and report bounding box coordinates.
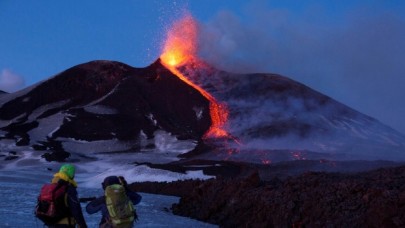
[52,182,65,201]
[56,182,71,217]
[60,183,74,226]
[64,191,69,208]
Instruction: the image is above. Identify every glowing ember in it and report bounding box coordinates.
[261,159,272,165]
[291,151,307,160]
[160,14,229,138]
[161,14,197,67]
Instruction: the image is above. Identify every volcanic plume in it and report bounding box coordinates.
[160,14,229,139]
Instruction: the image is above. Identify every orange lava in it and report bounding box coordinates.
[161,14,197,67]
[291,151,307,160]
[261,159,272,165]
[160,14,229,138]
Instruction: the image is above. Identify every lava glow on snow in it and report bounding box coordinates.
[160,14,229,138]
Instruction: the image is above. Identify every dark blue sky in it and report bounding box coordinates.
[1,0,405,134]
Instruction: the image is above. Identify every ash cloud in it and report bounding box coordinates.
[0,69,25,93]
[196,3,405,134]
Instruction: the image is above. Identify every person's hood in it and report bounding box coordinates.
[102,176,120,189]
[52,172,78,187]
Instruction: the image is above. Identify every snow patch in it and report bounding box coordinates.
[193,106,204,120]
[48,126,60,138]
[0,150,48,170]
[27,100,70,121]
[28,112,65,142]
[77,163,214,189]
[0,113,26,128]
[0,82,39,106]
[139,130,148,147]
[83,105,117,115]
[147,113,158,126]
[60,138,133,154]
[154,130,196,154]
[84,82,121,106]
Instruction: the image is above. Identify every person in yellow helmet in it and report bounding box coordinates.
[47,164,87,228]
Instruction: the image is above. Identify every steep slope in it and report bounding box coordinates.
[0,60,211,161]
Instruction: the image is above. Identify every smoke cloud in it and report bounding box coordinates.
[0,69,25,93]
[196,3,405,134]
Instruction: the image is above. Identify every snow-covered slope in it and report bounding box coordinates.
[178,61,405,162]
[1,59,405,166]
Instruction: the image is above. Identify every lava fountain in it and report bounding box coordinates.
[160,14,229,138]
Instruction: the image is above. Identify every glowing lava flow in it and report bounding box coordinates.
[160,14,229,138]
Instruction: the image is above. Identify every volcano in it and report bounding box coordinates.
[0,60,212,161]
[0,59,404,164]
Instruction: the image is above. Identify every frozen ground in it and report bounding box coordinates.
[0,167,217,227]
[0,133,217,227]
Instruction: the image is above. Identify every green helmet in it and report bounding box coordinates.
[59,164,75,179]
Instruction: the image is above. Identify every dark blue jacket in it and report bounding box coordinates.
[86,188,141,226]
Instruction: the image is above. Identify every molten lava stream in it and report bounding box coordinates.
[161,61,229,138]
[159,13,232,140]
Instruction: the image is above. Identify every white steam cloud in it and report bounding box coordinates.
[0,69,25,93]
[196,3,405,134]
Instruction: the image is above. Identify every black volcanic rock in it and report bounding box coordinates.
[0,60,211,161]
[171,165,405,227]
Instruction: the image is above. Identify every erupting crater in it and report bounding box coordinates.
[160,14,230,139]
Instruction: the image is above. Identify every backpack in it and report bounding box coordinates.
[34,183,69,225]
[105,184,136,228]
